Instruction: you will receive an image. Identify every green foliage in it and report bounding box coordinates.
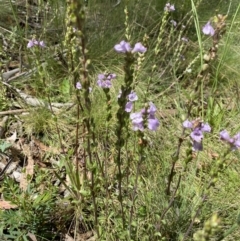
[0,176,65,241]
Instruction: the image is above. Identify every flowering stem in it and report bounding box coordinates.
[129,134,145,238]
[115,52,135,228]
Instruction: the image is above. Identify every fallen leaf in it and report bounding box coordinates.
[0,200,17,209]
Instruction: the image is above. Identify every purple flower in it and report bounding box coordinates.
[164,3,175,12]
[201,123,211,132]
[27,39,45,48]
[97,73,116,89]
[114,41,132,53]
[148,102,157,115]
[183,119,193,129]
[27,40,37,48]
[130,102,160,131]
[107,73,117,79]
[114,41,147,54]
[128,91,138,102]
[39,41,46,47]
[76,82,82,89]
[202,21,215,36]
[124,91,138,112]
[130,112,144,131]
[220,130,240,150]
[132,43,147,53]
[183,119,211,151]
[125,102,133,112]
[97,79,112,88]
[148,116,160,131]
[190,129,203,143]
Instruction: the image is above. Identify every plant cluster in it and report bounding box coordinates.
[0,0,240,241]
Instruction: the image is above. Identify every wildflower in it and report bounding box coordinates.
[27,39,38,48]
[125,91,138,112]
[128,91,138,102]
[130,102,160,131]
[27,39,45,48]
[114,40,132,53]
[164,3,175,12]
[76,82,92,92]
[130,112,144,131]
[132,43,147,53]
[183,119,211,151]
[76,82,82,89]
[114,41,147,54]
[220,130,240,150]
[148,115,160,131]
[39,41,45,47]
[147,102,157,115]
[97,73,116,89]
[202,21,215,36]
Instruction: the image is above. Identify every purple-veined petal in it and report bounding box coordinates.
[190,129,203,143]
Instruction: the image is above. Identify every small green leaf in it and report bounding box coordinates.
[0,141,11,152]
[60,78,70,95]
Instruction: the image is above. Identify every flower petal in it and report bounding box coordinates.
[125,102,133,112]
[183,120,193,129]
[201,123,211,132]
[202,21,215,36]
[132,42,147,53]
[148,117,160,131]
[190,129,203,143]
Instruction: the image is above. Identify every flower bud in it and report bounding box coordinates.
[203,54,211,62]
[202,64,209,71]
